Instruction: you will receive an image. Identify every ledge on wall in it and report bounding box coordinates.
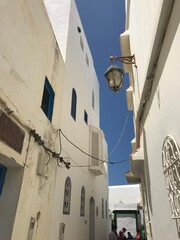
[88,125,104,176]
[89,165,103,176]
[126,171,141,184]
[126,86,134,110]
[120,29,132,73]
[130,146,144,176]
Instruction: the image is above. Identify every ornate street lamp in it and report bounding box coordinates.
[104,65,124,92]
[104,55,136,92]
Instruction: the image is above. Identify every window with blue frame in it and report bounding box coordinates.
[84,110,88,125]
[0,164,7,195]
[71,88,77,121]
[41,77,55,122]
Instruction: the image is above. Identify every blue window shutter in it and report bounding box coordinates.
[0,164,7,195]
[41,77,55,122]
[84,110,88,124]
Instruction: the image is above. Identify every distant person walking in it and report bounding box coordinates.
[117,228,127,240]
[109,227,118,240]
[127,231,134,239]
[135,229,141,240]
[141,226,146,240]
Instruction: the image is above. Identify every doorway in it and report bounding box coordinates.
[89,197,95,240]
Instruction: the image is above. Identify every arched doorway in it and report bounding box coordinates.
[89,197,95,240]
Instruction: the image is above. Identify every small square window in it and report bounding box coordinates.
[41,77,55,122]
[84,111,88,124]
[77,26,81,33]
[86,53,89,66]
[80,36,84,51]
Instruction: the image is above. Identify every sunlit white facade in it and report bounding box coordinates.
[0,0,64,239]
[121,0,180,239]
[0,0,109,240]
[109,185,142,236]
[44,1,109,240]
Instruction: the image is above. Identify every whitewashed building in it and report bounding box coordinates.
[120,0,180,239]
[0,0,65,239]
[109,185,142,237]
[44,1,109,240]
[0,0,109,240]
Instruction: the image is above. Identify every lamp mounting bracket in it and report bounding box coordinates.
[110,54,137,67]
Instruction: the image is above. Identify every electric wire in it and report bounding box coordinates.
[105,111,130,160]
[60,128,130,164]
[61,148,89,173]
[59,110,130,165]
[45,152,51,165]
[70,158,129,168]
[59,129,105,163]
[30,110,131,169]
[58,128,62,156]
[30,129,70,169]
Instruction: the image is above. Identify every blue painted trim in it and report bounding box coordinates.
[84,110,88,124]
[0,164,7,195]
[44,77,55,121]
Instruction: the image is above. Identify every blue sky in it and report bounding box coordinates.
[75,0,134,185]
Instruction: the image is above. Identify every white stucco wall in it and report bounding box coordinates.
[142,2,180,238]
[0,0,64,239]
[0,0,64,133]
[125,0,165,111]
[44,1,109,240]
[0,0,109,239]
[109,185,141,236]
[109,185,141,212]
[124,0,180,239]
[44,0,71,61]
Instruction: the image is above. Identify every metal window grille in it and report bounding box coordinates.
[63,177,71,214]
[80,186,85,216]
[162,135,180,219]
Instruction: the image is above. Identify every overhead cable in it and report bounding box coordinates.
[59,129,130,165]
